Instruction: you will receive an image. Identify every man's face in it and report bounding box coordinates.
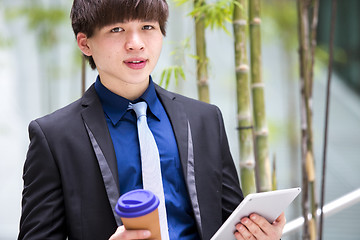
[81,20,163,91]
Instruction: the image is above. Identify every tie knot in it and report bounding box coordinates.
[129,101,147,119]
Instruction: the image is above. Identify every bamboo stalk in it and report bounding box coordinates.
[309,0,319,97]
[233,0,256,196]
[249,0,271,193]
[297,0,310,239]
[194,0,210,103]
[297,0,319,239]
[308,2,320,232]
[305,5,318,240]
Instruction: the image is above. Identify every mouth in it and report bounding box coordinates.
[124,58,147,70]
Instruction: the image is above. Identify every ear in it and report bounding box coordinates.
[77,32,92,56]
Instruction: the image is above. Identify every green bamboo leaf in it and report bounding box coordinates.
[174,0,189,6]
[182,37,191,49]
[188,54,200,60]
[178,67,186,80]
[165,68,172,89]
[159,65,186,89]
[174,67,179,86]
[159,69,167,87]
[189,0,238,31]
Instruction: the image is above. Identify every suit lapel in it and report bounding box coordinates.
[155,85,188,177]
[155,85,203,238]
[80,85,121,225]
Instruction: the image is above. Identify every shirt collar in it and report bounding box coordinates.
[95,75,161,126]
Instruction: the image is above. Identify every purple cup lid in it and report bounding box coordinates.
[115,189,159,218]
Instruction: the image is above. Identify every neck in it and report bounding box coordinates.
[99,76,150,101]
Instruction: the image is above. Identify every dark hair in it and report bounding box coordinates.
[70,0,169,69]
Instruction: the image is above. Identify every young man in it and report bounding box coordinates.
[19,0,285,239]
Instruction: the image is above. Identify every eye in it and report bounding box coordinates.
[111,27,124,33]
[142,25,154,30]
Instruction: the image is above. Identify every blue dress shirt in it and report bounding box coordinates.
[95,76,199,239]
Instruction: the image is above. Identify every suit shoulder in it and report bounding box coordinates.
[155,84,219,111]
[33,98,83,129]
[33,84,99,126]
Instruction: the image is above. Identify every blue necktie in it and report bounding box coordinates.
[129,102,169,240]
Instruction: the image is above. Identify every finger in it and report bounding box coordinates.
[109,225,126,240]
[249,214,272,232]
[235,221,257,240]
[109,226,151,240]
[234,225,245,240]
[274,212,286,228]
[241,216,267,239]
[271,212,286,238]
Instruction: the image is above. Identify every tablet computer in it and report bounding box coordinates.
[210,187,301,240]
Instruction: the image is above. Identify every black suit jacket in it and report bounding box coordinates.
[19,83,243,240]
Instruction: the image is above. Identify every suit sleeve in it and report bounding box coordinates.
[215,107,244,222]
[18,120,66,240]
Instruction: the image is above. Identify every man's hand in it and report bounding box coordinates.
[109,226,152,240]
[234,212,286,240]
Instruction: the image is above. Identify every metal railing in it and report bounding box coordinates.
[282,188,360,237]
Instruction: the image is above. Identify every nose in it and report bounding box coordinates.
[125,32,145,51]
